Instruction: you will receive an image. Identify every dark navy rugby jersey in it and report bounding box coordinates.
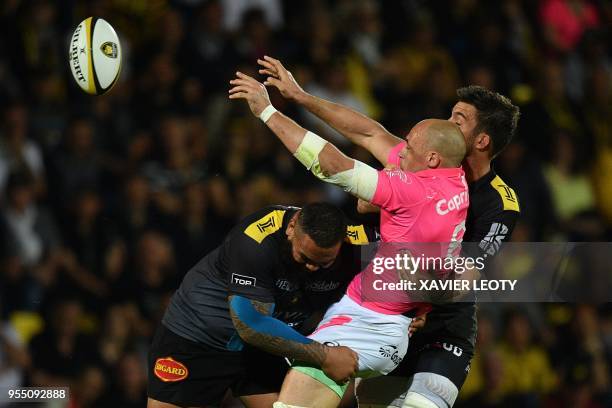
[411,169,520,351]
[162,205,376,351]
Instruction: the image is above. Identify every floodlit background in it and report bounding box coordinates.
[0,0,610,407]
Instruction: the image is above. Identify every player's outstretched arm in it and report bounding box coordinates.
[258,56,402,165]
[228,295,358,382]
[229,72,379,202]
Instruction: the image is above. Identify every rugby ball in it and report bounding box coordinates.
[69,17,122,95]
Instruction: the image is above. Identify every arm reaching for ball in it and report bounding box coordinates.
[229,71,379,202]
[257,56,402,166]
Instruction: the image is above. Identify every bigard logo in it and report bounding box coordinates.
[154,357,188,382]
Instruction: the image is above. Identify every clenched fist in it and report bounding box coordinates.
[321,345,359,383]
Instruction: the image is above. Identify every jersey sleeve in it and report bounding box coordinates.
[227,233,277,303]
[463,208,519,264]
[386,142,405,167]
[370,168,425,212]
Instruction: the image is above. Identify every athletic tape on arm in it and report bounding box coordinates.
[294,131,378,201]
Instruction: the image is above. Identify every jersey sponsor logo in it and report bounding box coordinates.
[154,357,188,382]
[346,224,369,245]
[379,344,403,365]
[385,169,409,183]
[479,222,509,257]
[436,190,469,215]
[244,210,286,243]
[276,279,296,291]
[305,280,342,292]
[232,273,256,287]
[490,175,520,212]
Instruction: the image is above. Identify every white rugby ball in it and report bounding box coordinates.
[69,17,122,95]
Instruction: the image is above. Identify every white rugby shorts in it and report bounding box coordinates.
[308,295,411,376]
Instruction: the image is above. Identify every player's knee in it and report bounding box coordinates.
[401,392,440,408]
[404,372,459,408]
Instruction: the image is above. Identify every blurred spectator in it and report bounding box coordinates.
[520,60,585,161]
[49,117,103,214]
[564,30,610,102]
[586,65,612,226]
[70,365,106,408]
[18,0,63,76]
[29,298,98,387]
[0,172,61,314]
[169,182,220,272]
[540,0,600,54]
[0,172,59,269]
[543,130,603,240]
[496,310,557,405]
[343,0,383,68]
[143,115,207,217]
[303,58,368,145]
[0,301,30,407]
[460,313,506,407]
[496,142,556,240]
[551,306,611,400]
[127,231,177,323]
[187,1,237,94]
[116,174,160,244]
[98,305,146,370]
[221,0,283,31]
[97,352,147,408]
[0,103,46,197]
[59,189,124,308]
[132,53,181,125]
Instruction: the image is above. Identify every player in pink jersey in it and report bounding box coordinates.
[229,71,467,408]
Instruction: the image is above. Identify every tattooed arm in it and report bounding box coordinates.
[228,295,358,382]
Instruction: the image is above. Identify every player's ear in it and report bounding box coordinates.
[475,132,491,152]
[286,211,299,239]
[426,151,441,168]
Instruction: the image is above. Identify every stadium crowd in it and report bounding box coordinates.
[0,0,610,407]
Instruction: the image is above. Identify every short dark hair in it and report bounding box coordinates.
[456,85,520,158]
[297,203,346,248]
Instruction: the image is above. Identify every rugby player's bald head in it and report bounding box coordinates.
[400,119,466,171]
[421,119,466,167]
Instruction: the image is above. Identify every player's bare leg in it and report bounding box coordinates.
[147,397,215,408]
[240,392,280,408]
[147,397,181,408]
[276,368,342,408]
[337,380,356,408]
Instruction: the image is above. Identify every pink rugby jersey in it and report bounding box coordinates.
[347,142,469,315]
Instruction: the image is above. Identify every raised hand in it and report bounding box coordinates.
[228,71,272,117]
[258,56,305,101]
